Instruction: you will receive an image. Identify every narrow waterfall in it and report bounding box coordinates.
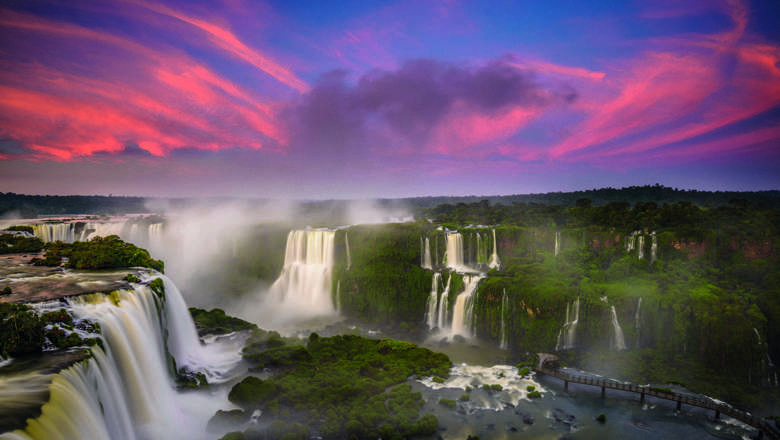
[436,273,452,330]
[488,229,501,269]
[421,237,433,270]
[3,284,230,440]
[159,275,241,383]
[637,235,645,259]
[610,306,627,351]
[650,232,657,265]
[425,272,442,329]
[345,232,351,270]
[475,233,483,265]
[555,297,580,351]
[449,275,483,338]
[445,232,466,271]
[499,289,509,349]
[264,229,337,322]
[634,297,642,349]
[335,280,341,312]
[554,231,560,257]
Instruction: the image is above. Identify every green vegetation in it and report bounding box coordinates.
[438,397,456,408]
[31,235,164,272]
[0,303,45,357]
[596,413,606,423]
[518,367,531,377]
[188,307,257,336]
[334,223,435,326]
[0,304,102,357]
[0,233,44,254]
[5,226,34,234]
[148,277,165,298]
[124,274,140,283]
[223,333,450,439]
[483,384,503,392]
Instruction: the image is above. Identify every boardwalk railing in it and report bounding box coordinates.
[535,365,779,440]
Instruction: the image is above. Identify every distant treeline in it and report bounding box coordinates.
[2,185,779,218]
[0,193,149,217]
[402,184,780,213]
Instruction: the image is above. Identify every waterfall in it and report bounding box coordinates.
[32,223,76,243]
[637,235,645,259]
[554,231,560,257]
[345,232,351,270]
[335,280,341,312]
[436,273,452,330]
[650,232,657,265]
[610,306,627,351]
[634,297,642,349]
[499,289,509,349]
[264,229,337,322]
[3,283,232,440]
[449,275,483,338]
[488,229,500,269]
[555,297,580,351]
[425,273,442,329]
[421,237,433,270]
[444,232,466,271]
[476,233,483,265]
[158,275,241,383]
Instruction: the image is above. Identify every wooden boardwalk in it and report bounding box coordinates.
[534,354,779,440]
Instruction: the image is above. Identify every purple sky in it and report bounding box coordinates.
[1,0,779,199]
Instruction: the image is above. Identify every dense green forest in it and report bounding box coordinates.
[321,200,780,411]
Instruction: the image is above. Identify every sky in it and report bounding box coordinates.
[0,0,779,199]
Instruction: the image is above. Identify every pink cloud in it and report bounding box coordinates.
[129,0,309,93]
[0,9,288,160]
[548,0,780,166]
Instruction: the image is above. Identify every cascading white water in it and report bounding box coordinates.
[650,232,657,265]
[555,297,580,351]
[158,275,241,383]
[449,275,483,338]
[345,232,351,270]
[436,273,452,330]
[1,284,234,440]
[32,223,75,243]
[421,237,433,270]
[263,229,337,324]
[634,297,642,348]
[488,229,500,269]
[554,231,560,257]
[499,289,509,349]
[610,306,627,351]
[425,272,442,329]
[637,235,645,260]
[445,232,466,271]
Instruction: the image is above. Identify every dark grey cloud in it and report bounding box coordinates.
[288,57,575,156]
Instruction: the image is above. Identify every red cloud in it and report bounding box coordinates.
[548,0,780,166]
[0,9,288,161]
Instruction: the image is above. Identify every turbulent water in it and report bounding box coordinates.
[1,278,243,440]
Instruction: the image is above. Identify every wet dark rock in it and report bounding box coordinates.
[453,334,467,343]
[552,408,576,425]
[207,409,249,432]
[515,409,534,425]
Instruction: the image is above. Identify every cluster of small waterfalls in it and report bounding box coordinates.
[420,230,500,341]
[626,230,657,264]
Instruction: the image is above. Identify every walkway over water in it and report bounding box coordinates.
[534,353,779,440]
